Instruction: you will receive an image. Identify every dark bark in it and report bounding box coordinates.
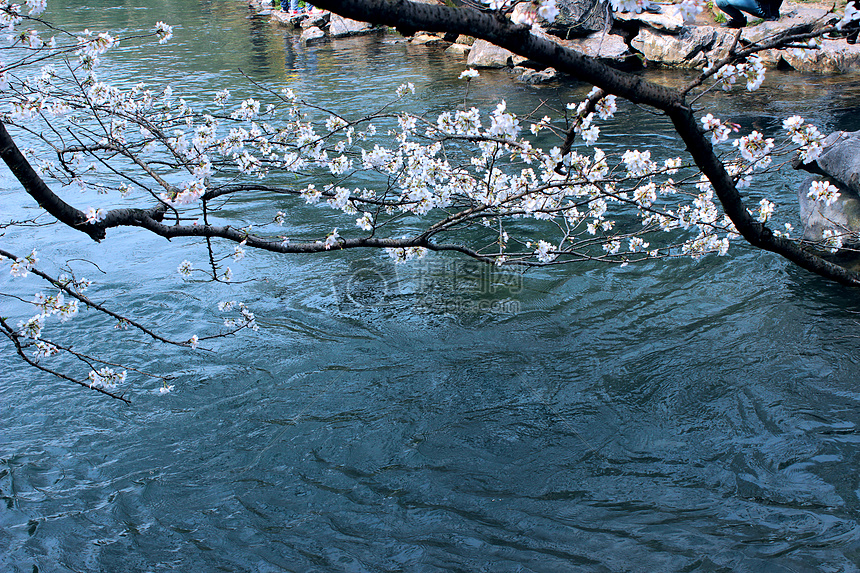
[0,121,105,241]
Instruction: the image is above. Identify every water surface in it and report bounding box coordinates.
[3,1,860,571]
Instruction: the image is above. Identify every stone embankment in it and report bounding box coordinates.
[252,0,860,80]
[269,7,377,45]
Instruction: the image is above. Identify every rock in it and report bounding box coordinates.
[300,12,329,29]
[455,35,476,46]
[736,8,832,51]
[796,131,860,197]
[270,10,298,27]
[329,14,374,37]
[780,39,860,74]
[617,2,860,72]
[467,39,515,68]
[445,43,472,58]
[516,66,558,83]
[797,175,860,242]
[526,24,629,63]
[543,0,613,38]
[410,33,448,45]
[562,31,630,60]
[734,5,858,72]
[614,4,688,33]
[512,54,530,66]
[795,131,860,244]
[300,26,325,45]
[631,26,735,68]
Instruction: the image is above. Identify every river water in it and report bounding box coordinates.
[3,1,860,571]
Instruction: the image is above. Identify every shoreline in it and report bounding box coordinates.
[250,0,860,76]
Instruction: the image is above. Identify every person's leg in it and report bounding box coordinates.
[754,0,780,20]
[716,0,772,25]
[731,0,767,18]
[715,0,748,27]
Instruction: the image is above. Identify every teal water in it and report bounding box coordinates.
[3,1,860,571]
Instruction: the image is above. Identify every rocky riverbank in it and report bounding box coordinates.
[251,0,860,79]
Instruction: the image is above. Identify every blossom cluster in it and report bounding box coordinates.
[88,367,127,389]
[807,180,841,206]
[783,115,824,164]
[218,301,259,331]
[3,262,94,375]
[710,56,766,92]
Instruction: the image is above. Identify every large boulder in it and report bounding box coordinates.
[410,33,449,45]
[527,24,630,64]
[543,0,612,38]
[300,12,329,29]
[329,14,374,37]
[445,43,472,58]
[796,131,860,197]
[796,175,860,243]
[779,39,860,74]
[736,7,860,72]
[561,31,630,60]
[614,4,687,33]
[300,26,325,45]
[515,66,558,83]
[795,131,860,242]
[467,39,515,68]
[631,26,735,68]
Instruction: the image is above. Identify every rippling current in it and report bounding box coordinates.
[3,1,860,571]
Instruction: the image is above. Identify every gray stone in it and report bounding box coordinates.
[779,39,860,74]
[735,6,856,72]
[512,54,530,66]
[300,26,325,45]
[467,39,515,68]
[329,14,374,37]
[616,2,860,73]
[631,26,735,68]
[410,33,448,45]
[445,43,472,58]
[795,131,860,243]
[300,12,329,29]
[614,4,688,33]
[270,10,297,27]
[525,24,628,61]
[544,0,612,38]
[797,175,860,242]
[562,31,630,59]
[517,66,558,83]
[797,131,860,197]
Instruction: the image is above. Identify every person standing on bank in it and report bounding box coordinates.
[715,0,782,27]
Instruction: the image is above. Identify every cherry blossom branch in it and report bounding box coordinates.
[0,316,132,403]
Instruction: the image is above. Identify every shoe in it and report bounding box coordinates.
[725,18,746,28]
[762,0,782,20]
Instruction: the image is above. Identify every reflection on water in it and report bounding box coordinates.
[3,1,860,571]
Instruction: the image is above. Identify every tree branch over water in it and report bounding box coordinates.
[1,0,860,399]
[312,0,860,286]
